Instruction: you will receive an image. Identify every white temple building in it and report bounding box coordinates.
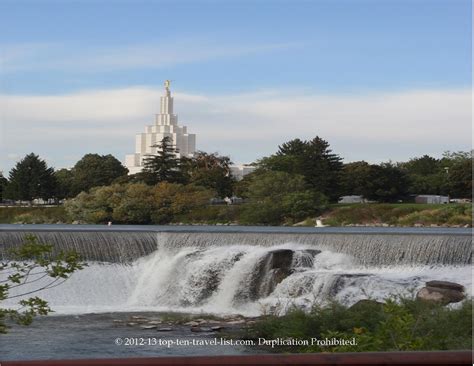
[125,81,196,174]
[230,164,256,181]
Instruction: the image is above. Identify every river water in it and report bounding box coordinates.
[0,225,471,360]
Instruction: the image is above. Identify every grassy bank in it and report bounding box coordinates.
[321,203,472,227]
[242,298,472,352]
[0,206,69,224]
[0,203,471,227]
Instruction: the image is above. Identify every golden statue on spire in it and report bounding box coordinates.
[164,79,171,91]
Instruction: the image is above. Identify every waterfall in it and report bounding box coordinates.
[1,243,471,316]
[0,229,471,265]
[0,231,157,262]
[0,226,471,316]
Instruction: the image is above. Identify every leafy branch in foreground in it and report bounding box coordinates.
[0,235,86,333]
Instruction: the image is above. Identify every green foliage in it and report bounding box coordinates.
[176,204,241,224]
[152,183,214,224]
[245,298,472,353]
[113,183,154,223]
[399,151,473,198]
[64,182,215,224]
[0,235,85,333]
[141,136,184,185]
[239,171,328,225]
[447,158,472,198]
[401,155,441,176]
[182,151,235,198]
[54,168,74,199]
[341,161,411,202]
[397,205,472,227]
[259,137,343,201]
[324,203,471,227]
[363,163,410,202]
[4,153,57,201]
[340,161,373,197]
[69,154,128,196]
[0,172,8,201]
[0,207,68,224]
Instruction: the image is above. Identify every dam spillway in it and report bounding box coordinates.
[0,225,471,316]
[0,225,471,265]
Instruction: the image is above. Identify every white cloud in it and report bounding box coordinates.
[0,86,471,172]
[0,41,301,73]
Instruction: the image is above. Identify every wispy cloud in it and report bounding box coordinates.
[0,40,301,73]
[0,86,471,172]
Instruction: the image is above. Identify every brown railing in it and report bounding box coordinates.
[1,351,472,365]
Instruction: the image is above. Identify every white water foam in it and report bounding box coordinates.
[2,243,472,316]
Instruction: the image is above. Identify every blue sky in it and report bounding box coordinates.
[0,0,471,172]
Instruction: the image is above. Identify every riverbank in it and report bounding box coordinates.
[319,203,472,227]
[0,203,471,227]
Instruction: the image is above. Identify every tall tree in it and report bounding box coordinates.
[239,171,328,225]
[447,159,472,198]
[397,155,444,195]
[439,151,472,197]
[0,172,8,201]
[182,151,235,198]
[55,168,74,199]
[340,161,372,196]
[5,153,57,201]
[259,136,343,201]
[364,163,410,202]
[141,136,183,185]
[401,155,440,176]
[70,154,128,195]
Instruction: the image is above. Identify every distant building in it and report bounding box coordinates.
[415,195,449,204]
[450,198,472,203]
[230,164,256,181]
[125,80,196,175]
[125,80,255,179]
[338,195,367,204]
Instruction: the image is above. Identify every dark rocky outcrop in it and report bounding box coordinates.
[329,274,371,297]
[236,249,323,301]
[417,280,465,304]
[298,249,321,268]
[425,280,465,292]
[236,249,294,302]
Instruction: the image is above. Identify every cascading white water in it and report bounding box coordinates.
[2,243,472,316]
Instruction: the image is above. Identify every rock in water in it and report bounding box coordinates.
[417,280,465,304]
[425,280,465,292]
[243,249,294,301]
[141,325,157,330]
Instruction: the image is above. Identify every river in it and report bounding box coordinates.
[0,225,471,360]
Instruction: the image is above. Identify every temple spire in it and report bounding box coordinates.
[160,80,173,115]
[164,79,171,96]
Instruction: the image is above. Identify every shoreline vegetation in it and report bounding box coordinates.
[1,136,471,228]
[239,297,472,353]
[1,202,471,227]
[35,297,470,354]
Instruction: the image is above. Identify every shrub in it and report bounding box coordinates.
[244,298,472,353]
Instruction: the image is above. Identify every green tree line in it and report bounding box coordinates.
[0,136,471,225]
